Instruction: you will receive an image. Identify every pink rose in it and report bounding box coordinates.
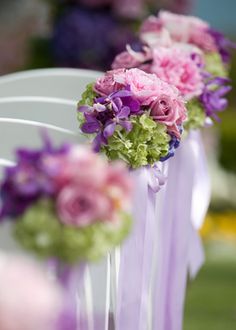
[0,254,62,330]
[159,11,217,52]
[151,47,204,100]
[94,69,125,96]
[57,185,114,227]
[42,147,108,190]
[150,94,187,139]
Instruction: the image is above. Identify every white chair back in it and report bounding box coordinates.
[0,97,79,131]
[0,68,102,101]
[0,69,111,330]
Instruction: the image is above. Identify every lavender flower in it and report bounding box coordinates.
[208,28,236,64]
[200,77,232,120]
[0,138,69,220]
[79,88,141,151]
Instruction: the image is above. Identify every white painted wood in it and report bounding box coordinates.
[0,68,102,101]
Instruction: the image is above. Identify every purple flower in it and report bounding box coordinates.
[160,134,180,162]
[208,28,236,64]
[200,77,232,120]
[52,7,137,71]
[78,88,141,151]
[0,137,70,220]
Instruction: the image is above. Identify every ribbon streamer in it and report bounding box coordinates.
[153,130,210,330]
[116,165,165,330]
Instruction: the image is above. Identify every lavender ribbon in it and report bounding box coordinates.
[116,166,165,330]
[153,130,210,330]
[49,261,89,330]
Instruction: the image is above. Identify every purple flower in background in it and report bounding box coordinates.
[200,77,232,120]
[52,7,137,70]
[208,28,236,63]
[0,138,69,220]
[79,88,141,151]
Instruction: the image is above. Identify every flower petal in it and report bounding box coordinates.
[117,106,130,119]
[120,120,133,132]
[81,121,100,134]
[103,122,116,138]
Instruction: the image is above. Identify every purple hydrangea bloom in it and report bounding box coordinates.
[52,6,137,70]
[78,88,141,151]
[208,28,236,64]
[200,77,232,120]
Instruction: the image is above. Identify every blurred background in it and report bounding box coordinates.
[0,0,236,328]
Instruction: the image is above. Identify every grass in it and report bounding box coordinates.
[184,243,236,330]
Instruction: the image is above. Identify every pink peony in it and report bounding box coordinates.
[151,47,204,99]
[150,94,187,139]
[0,254,62,330]
[94,69,125,96]
[57,185,114,226]
[158,11,217,52]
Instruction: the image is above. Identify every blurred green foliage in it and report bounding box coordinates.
[27,38,54,70]
[218,52,236,174]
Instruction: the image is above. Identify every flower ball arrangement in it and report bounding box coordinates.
[78,68,187,168]
[0,141,133,264]
[112,11,235,131]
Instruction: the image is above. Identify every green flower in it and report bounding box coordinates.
[204,53,228,78]
[103,114,170,168]
[78,83,97,107]
[184,99,206,131]
[14,200,132,264]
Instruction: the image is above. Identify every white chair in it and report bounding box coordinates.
[0,97,79,131]
[0,68,102,101]
[0,68,111,330]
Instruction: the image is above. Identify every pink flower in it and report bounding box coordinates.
[0,254,62,330]
[43,147,108,191]
[112,50,141,70]
[140,16,172,48]
[105,161,133,210]
[94,69,125,96]
[112,46,152,72]
[158,11,217,52]
[151,47,204,100]
[114,68,186,107]
[57,185,114,226]
[113,68,165,105]
[150,94,187,139]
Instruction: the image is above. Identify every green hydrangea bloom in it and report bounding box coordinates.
[78,83,97,107]
[103,114,170,168]
[204,53,228,78]
[14,200,132,264]
[184,99,206,131]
